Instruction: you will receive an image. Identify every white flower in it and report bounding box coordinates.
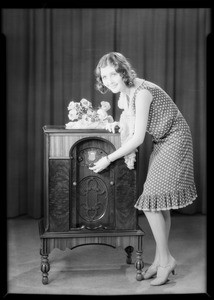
[80,98,92,108]
[97,108,108,121]
[101,101,111,111]
[67,101,76,110]
[68,109,78,121]
[106,115,114,123]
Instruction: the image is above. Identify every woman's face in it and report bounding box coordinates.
[100,64,127,94]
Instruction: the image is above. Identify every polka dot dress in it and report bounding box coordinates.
[131,79,197,211]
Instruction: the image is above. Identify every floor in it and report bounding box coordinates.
[6,213,206,295]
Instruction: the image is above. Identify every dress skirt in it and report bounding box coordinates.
[134,116,197,212]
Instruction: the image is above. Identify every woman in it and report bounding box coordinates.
[89,52,197,286]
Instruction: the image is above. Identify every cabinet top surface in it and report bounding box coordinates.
[43,125,119,134]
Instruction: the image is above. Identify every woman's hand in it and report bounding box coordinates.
[105,122,120,133]
[89,156,110,173]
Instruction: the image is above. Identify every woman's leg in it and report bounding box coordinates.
[149,210,171,265]
[162,210,171,241]
[144,210,173,266]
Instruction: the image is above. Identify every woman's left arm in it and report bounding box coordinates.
[89,89,152,173]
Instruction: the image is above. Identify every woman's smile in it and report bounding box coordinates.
[109,83,118,89]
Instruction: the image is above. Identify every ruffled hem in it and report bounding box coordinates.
[134,184,197,212]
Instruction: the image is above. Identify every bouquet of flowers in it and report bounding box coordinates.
[65,98,114,129]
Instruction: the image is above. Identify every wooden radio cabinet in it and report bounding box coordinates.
[38,126,144,284]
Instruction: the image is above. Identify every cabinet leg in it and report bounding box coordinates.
[125,246,134,264]
[41,254,50,285]
[135,250,144,281]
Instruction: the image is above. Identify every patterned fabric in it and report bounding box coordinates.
[127,79,198,211]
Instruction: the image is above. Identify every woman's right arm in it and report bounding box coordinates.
[107,89,152,162]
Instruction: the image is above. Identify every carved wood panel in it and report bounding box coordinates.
[114,159,137,230]
[70,138,115,230]
[77,176,108,222]
[49,159,70,231]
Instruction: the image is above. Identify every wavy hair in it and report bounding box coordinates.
[95,52,137,94]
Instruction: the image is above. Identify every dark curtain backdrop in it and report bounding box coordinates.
[3,8,210,218]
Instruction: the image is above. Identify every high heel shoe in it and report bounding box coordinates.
[150,258,177,286]
[142,263,159,279]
